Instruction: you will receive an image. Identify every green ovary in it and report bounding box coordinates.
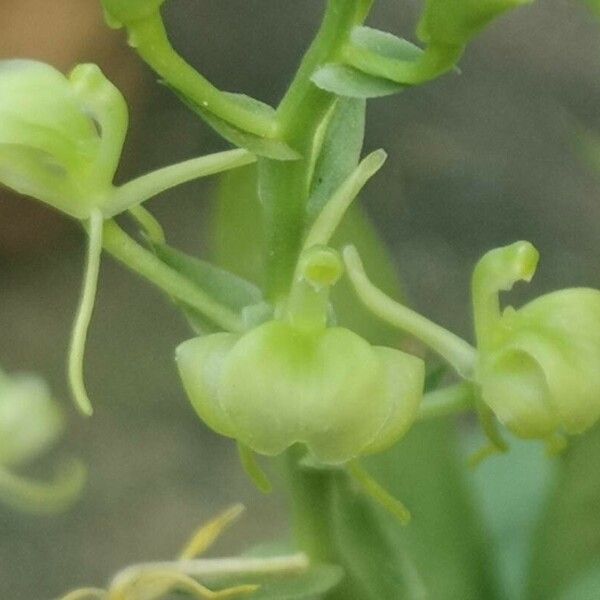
[418,0,532,47]
[101,0,166,28]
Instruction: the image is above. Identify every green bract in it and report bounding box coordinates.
[473,242,600,440]
[0,60,127,220]
[177,247,424,464]
[417,0,532,48]
[101,0,166,29]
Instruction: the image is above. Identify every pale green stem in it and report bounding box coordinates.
[340,42,463,85]
[237,443,272,494]
[128,14,278,138]
[112,555,309,588]
[0,460,86,514]
[68,209,103,416]
[128,205,165,244]
[101,221,244,333]
[262,0,366,299]
[417,382,475,421]
[347,461,411,525]
[472,241,539,352]
[104,149,256,217]
[302,149,387,251]
[343,245,477,377]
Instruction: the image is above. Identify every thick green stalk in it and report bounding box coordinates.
[417,382,475,421]
[284,450,337,563]
[261,0,366,301]
[272,0,373,565]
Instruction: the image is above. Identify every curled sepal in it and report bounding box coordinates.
[101,0,166,29]
[0,459,86,515]
[473,242,600,440]
[0,369,86,513]
[177,248,424,465]
[417,0,533,49]
[0,60,126,220]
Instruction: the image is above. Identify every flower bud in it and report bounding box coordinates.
[417,0,532,48]
[473,242,600,440]
[0,372,63,468]
[0,60,127,220]
[101,0,166,29]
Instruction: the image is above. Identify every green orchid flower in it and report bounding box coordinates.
[177,245,425,466]
[0,59,254,416]
[0,60,126,221]
[472,241,600,443]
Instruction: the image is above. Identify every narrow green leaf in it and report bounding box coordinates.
[308,98,366,219]
[210,164,264,285]
[528,423,600,600]
[167,85,300,161]
[153,242,262,311]
[466,435,557,600]
[329,472,426,600]
[364,421,500,600]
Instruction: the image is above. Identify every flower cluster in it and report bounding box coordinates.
[3,0,597,533]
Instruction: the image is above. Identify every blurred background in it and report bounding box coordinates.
[1,1,600,598]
